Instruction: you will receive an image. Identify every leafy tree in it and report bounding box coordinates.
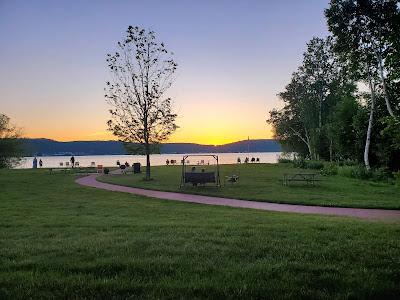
[268,37,355,160]
[325,0,400,169]
[105,26,178,180]
[325,0,400,117]
[325,86,360,160]
[0,114,23,168]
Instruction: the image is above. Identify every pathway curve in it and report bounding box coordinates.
[76,175,400,220]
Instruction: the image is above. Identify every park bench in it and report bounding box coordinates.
[283,173,320,186]
[185,172,216,186]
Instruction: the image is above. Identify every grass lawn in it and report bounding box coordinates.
[0,169,400,299]
[98,163,400,209]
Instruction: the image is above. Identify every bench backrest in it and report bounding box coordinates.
[185,172,215,184]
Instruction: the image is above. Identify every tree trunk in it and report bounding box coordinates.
[329,138,333,162]
[364,77,375,171]
[304,127,313,159]
[145,142,151,180]
[377,51,395,117]
[319,94,323,129]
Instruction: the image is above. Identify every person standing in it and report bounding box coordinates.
[32,157,38,169]
[70,156,75,168]
[39,159,43,168]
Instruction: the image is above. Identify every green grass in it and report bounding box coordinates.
[98,163,400,209]
[0,169,400,299]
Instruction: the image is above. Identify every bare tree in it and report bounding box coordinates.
[105,26,178,180]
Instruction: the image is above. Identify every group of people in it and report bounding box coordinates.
[32,156,77,169]
[237,157,260,164]
[117,160,131,169]
[190,166,206,173]
[32,157,43,168]
[165,159,178,165]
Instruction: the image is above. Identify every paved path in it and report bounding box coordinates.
[76,174,400,221]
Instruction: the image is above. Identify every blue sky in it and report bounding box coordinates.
[0,0,330,144]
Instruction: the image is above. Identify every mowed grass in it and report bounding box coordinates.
[0,169,400,299]
[98,163,400,209]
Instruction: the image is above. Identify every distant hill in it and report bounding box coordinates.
[22,138,281,156]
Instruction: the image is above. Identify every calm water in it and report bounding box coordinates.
[18,152,282,169]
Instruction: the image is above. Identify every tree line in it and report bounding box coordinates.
[268,0,400,171]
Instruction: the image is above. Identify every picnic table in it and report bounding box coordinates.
[283,173,319,186]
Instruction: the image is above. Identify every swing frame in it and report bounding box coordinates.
[180,154,221,187]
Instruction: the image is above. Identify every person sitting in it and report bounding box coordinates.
[251,157,255,163]
[125,161,130,167]
[116,160,120,166]
[256,157,260,163]
[120,164,126,174]
[166,159,170,166]
[237,157,241,164]
[244,157,249,163]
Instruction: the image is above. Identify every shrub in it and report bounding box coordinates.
[337,160,358,166]
[371,167,393,182]
[293,159,324,170]
[321,162,338,176]
[338,165,394,182]
[293,158,306,168]
[306,160,324,170]
[104,168,110,174]
[394,172,400,186]
[338,166,353,178]
[278,158,292,163]
[278,153,293,163]
[350,165,373,180]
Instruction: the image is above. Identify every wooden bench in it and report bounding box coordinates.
[283,173,320,186]
[185,172,216,185]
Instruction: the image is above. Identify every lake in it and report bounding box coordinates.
[18,152,283,169]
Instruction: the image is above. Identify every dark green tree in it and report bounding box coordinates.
[0,114,24,168]
[325,0,400,169]
[105,26,178,180]
[326,0,400,117]
[268,37,355,160]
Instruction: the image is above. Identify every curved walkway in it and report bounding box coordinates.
[76,174,400,220]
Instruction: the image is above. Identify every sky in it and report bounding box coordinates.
[0,0,330,145]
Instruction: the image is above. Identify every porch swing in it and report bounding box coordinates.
[180,154,221,187]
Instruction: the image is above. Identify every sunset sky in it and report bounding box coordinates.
[0,0,329,145]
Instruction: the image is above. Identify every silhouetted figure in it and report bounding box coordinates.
[256,157,260,163]
[33,157,38,169]
[166,159,170,166]
[237,157,241,164]
[251,157,255,163]
[191,166,196,172]
[125,161,130,167]
[244,157,249,163]
[116,160,120,166]
[39,159,43,168]
[70,156,75,168]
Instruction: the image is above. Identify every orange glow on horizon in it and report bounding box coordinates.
[24,124,274,145]
[20,98,275,144]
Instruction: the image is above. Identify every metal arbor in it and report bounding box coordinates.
[180,154,221,187]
